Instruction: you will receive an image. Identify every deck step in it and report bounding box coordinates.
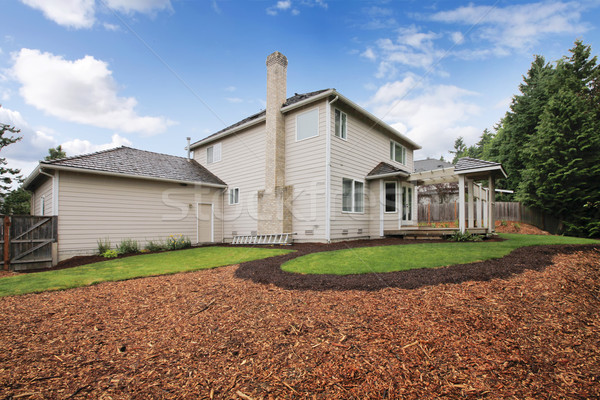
[231,233,293,245]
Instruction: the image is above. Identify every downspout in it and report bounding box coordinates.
[222,187,227,243]
[325,95,339,242]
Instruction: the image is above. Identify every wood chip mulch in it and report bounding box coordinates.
[0,240,599,399]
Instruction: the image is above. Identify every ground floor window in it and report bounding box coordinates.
[342,178,364,213]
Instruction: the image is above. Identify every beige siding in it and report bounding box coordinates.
[330,103,417,241]
[284,101,327,241]
[57,171,223,261]
[194,124,265,239]
[32,176,53,216]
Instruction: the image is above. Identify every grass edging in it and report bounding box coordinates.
[281,234,599,275]
[0,246,293,297]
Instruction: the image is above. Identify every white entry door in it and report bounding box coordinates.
[401,184,414,225]
[197,203,213,243]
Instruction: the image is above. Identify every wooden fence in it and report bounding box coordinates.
[0,215,58,271]
[417,202,562,234]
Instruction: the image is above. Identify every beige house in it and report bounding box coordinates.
[24,51,505,262]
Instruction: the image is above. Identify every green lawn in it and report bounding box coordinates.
[0,246,293,297]
[282,234,599,275]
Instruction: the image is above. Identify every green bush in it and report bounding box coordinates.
[97,238,111,255]
[145,240,166,252]
[501,220,508,227]
[513,223,521,231]
[102,249,118,258]
[447,230,483,242]
[166,234,192,250]
[116,238,140,255]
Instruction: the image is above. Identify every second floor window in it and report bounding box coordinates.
[229,187,239,205]
[296,108,319,141]
[207,143,221,164]
[390,140,406,165]
[334,109,347,139]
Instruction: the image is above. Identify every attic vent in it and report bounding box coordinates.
[342,229,348,235]
[305,229,314,236]
[357,228,363,234]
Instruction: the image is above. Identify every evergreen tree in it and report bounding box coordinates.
[518,41,600,237]
[0,187,30,215]
[45,145,66,161]
[0,124,23,196]
[449,137,467,164]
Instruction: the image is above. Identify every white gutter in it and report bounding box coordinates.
[455,165,507,178]
[32,164,228,189]
[325,95,339,242]
[365,171,409,180]
[190,114,266,149]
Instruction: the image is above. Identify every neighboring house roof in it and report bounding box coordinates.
[414,158,453,173]
[190,88,421,150]
[365,162,410,180]
[455,157,507,178]
[24,146,227,190]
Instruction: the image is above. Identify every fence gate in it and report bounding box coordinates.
[1,215,58,272]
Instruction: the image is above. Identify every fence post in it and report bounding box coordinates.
[3,216,10,271]
[427,203,430,224]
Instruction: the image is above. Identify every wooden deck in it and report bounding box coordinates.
[385,227,489,239]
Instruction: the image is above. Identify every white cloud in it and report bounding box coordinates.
[367,76,482,158]
[0,106,57,164]
[430,1,589,52]
[450,31,464,45]
[20,0,172,29]
[361,47,376,61]
[11,48,174,135]
[276,1,292,10]
[103,0,172,14]
[267,0,324,16]
[62,133,132,156]
[20,0,95,29]
[224,86,236,92]
[103,22,120,31]
[226,97,243,103]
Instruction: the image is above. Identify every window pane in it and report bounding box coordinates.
[407,187,412,220]
[342,178,353,212]
[297,108,319,140]
[334,109,341,137]
[385,182,396,212]
[213,143,222,162]
[390,141,394,160]
[341,113,347,139]
[207,146,213,163]
[394,143,402,163]
[354,181,364,213]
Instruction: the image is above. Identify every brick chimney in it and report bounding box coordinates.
[258,51,293,234]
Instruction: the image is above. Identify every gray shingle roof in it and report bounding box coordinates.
[41,146,226,186]
[367,162,410,178]
[454,157,502,172]
[191,89,332,147]
[413,158,453,172]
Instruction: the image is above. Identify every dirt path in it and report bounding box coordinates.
[0,242,599,399]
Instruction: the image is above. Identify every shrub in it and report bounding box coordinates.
[447,230,483,242]
[166,234,192,250]
[97,238,111,255]
[443,223,450,228]
[501,220,508,227]
[116,238,140,255]
[102,249,118,258]
[145,240,166,252]
[514,223,521,231]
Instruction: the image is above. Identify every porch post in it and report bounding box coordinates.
[476,183,483,228]
[379,180,384,237]
[467,178,474,229]
[488,173,495,233]
[458,174,465,233]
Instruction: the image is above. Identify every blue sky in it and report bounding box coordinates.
[1,0,599,180]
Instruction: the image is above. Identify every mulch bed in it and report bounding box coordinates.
[0,238,599,399]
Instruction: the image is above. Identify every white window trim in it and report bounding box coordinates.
[207,143,221,164]
[295,107,320,142]
[390,139,407,166]
[384,181,397,214]
[342,178,365,214]
[229,187,239,205]
[334,108,347,141]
